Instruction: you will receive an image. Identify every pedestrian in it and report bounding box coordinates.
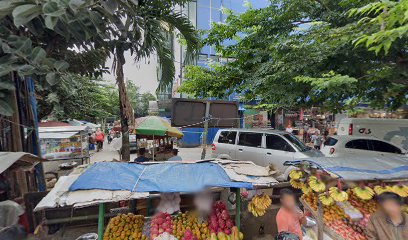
[303,123,309,143]
[286,124,293,133]
[276,188,306,240]
[95,128,105,151]
[367,192,407,240]
[310,131,322,150]
[133,148,149,163]
[168,149,182,161]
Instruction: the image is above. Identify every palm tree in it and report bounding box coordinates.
[0,0,198,161]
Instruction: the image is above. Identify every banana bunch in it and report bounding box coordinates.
[301,184,312,195]
[391,185,408,197]
[290,179,304,189]
[248,193,272,217]
[374,185,392,195]
[319,193,335,206]
[351,186,375,200]
[289,170,303,180]
[329,187,348,202]
[308,176,326,193]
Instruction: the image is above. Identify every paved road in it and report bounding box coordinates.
[90,142,211,163]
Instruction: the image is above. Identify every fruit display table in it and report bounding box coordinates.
[285,157,408,240]
[35,160,278,240]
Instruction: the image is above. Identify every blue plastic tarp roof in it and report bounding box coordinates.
[285,156,408,181]
[69,162,252,192]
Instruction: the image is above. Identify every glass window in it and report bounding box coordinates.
[238,132,262,148]
[345,139,370,150]
[324,137,338,146]
[370,140,402,154]
[266,134,295,152]
[283,134,307,152]
[217,131,236,144]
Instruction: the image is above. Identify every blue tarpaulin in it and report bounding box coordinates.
[69,162,252,192]
[284,156,408,181]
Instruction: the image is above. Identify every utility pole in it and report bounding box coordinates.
[200,101,211,159]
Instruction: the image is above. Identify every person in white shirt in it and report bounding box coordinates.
[286,125,293,133]
[168,149,182,161]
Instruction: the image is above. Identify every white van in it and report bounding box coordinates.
[211,129,324,181]
[337,118,408,150]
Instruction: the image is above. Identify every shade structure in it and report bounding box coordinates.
[134,116,183,138]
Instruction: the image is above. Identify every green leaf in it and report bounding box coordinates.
[0,99,14,116]
[46,72,57,85]
[31,47,46,64]
[54,61,69,71]
[12,4,41,27]
[1,43,12,53]
[17,64,35,76]
[0,66,12,77]
[0,80,15,90]
[69,0,86,12]
[44,15,58,29]
[43,2,66,17]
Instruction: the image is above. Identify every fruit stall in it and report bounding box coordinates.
[285,156,408,240]
[133,116,183,161]
[34,160,278,240]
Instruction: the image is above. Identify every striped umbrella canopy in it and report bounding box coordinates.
[134,116,183,138]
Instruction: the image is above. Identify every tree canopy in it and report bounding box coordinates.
[38,75,157,123]
[179,0,407,112]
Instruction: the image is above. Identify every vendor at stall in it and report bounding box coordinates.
[168,149,182,161]
[133,148,149,163]
[276,189,306,240]
[367,192,408,240]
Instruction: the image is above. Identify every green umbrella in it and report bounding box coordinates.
[134,116,183,138]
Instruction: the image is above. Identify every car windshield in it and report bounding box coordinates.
[283,134,308,152]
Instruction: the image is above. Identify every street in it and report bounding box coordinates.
[90,144,212,163]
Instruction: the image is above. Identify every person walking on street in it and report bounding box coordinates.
[95,128,104,151]
[310,131,322,150]
[367,192,407,240]
[303,123,309,143]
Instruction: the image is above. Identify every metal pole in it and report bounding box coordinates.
[235,188,241,231]
[98,203,105,240]
[152,135,155,161]
[201,101,211,160]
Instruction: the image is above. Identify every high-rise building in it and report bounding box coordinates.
[159,0,269,100]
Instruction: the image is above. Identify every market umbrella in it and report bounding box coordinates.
[134,116,183,138]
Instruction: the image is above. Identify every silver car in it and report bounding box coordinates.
[211,129,324,181]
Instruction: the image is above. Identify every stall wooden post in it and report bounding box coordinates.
[98,203,105,240]
[235,188,241,231]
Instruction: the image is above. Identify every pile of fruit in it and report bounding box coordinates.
[247,193,272,217]
[172,211,209,240]
[326,220,367,240]
[347,190,377,215]
[208,201,235,235]
[150,212,173,239]
[103,213,147,240]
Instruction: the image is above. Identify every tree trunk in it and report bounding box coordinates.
[115,47,133,162]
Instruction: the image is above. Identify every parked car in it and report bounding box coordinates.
[321,135,407,158]
[211,129,324,181]
[336,118,408,150]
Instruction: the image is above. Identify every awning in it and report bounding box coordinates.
[0,152,44,174]
[39,131,79,139]
[285,156,408,181]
